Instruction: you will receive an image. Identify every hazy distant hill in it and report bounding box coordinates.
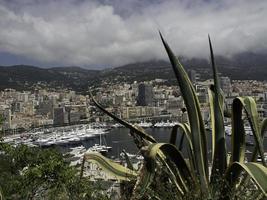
[103,52,267,82]
[0,52,266,91]
[0,65,99,91]
[111,52,267,81]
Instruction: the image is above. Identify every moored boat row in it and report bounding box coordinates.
[2,124,107,147]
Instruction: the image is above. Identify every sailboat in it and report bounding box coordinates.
[88,131,112,153]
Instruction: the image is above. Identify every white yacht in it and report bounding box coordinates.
[154,120,174,128]
[154,121,164,127]
[69,145,86,156]
[88,131,112,153]
[112,123,123,128]
[136,121,153,128]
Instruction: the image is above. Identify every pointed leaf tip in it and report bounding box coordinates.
[158,30,162,37]
[209,37,213,52]
[159,31,165,44]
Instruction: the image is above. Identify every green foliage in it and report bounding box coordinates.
[86,34,267,200]
[81,152,137,181]
[0,143,109,200]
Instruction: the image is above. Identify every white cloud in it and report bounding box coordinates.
[0,0,266,68]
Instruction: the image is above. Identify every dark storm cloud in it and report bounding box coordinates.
[0,0,266,68]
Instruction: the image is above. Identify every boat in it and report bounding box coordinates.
[245,150,252,154]
[120,152,136,158]
[2,124,109,148]
[256,153,267,162]
[88,130,112,153]
[35,138,50,146]
[69,145,86,156]
[154,121,169,127]
[88,144,109,153]
[136,121,153,128]
[112,123,123,128]
[154,120,176,128]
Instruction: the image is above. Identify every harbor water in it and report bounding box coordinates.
[3,125,267,163]
[77,127,266,160]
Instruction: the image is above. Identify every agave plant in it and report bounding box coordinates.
[80,33,267,200]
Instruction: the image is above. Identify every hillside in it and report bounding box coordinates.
[0,52,266,91]
[0,65,100,91]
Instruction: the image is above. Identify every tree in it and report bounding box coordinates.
[0,143,109,199]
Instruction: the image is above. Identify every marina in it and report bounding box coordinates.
[2,124,108,148]
[2,122,267,167]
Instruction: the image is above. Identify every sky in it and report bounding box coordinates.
[0,0,266,69]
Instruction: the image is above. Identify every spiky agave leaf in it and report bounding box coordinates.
[231,98,246,164]
[260,118,267,135]
[251,118,267,161]
[230,97,266,198]
[242,98,265,165]
[160,32,208,190]
[169,123,196,171]
[225,162,267,197]
[90,93,156,144]
[130,149,157,200]
[231,97,266,166]
[122,149,134,170]
[169,124,187,151]
[169,125,179,145]
[81,152,137,181]
[208,37,227,181]
[178,132,185,151]
[131,143,198,199]
[169,123,191,150]
[207,87,216,158]
[134,144,194,199]
[151,143,196,194]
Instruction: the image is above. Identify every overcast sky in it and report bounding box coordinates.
[0,0,266,69]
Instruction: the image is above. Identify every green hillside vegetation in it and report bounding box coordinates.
[0,142,109,200]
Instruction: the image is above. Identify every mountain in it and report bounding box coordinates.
[210,52,267,80]
[0,65,99,91]
[0,52,266,91]
[108,52,267,81]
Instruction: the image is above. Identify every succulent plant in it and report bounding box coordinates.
[81,33,267,200]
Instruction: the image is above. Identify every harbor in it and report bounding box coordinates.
[2,124,108,148]
[3,122,267,165]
